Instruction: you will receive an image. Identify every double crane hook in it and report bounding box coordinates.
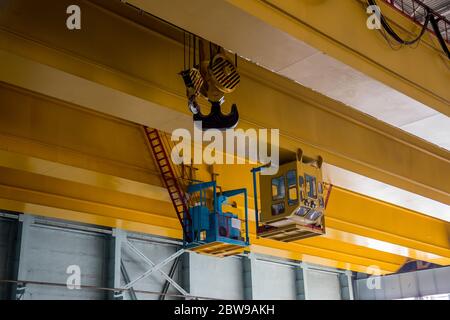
[180,35,240,130]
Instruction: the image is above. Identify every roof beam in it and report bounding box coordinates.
[221,0,450,115]
[0,1,448,206]
[0,84,448,273]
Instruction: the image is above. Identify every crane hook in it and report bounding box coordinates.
[193,100,239,130]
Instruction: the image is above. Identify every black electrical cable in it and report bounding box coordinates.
[367,0,449,59]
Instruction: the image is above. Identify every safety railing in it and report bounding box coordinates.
[382,0,449,43]
[216,213,248,244]
[184,211,249,245]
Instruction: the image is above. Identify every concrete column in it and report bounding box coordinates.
[301,263,310,300]
[339,271,354,300]
[242,254,254,300]
[0,213,19,300]
[107,228,125,300]
[295,265,306,300]
[10,214,34,300]
[181,251,191,299]
[347,270,355,300]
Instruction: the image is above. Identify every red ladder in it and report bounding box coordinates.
[144,127,192,240]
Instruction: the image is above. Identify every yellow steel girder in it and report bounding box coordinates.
[0,162,404,274]
[213,164,450,266]
[0,83,449,274]
[0,0,448,207]
[224,0,450,116]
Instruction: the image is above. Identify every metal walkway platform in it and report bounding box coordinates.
[188,242,247,258]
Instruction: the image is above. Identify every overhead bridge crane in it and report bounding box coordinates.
[153,18,331,254]
[0,0,449,274]
[145,126,328,257]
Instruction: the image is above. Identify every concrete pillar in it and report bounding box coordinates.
[9,214,34,300]
[339,271,354,300]
[107,228,125,300]
[295,265,306,300]
[181,251,191,299]
[301,263,310,300]
[347,270,355,300]
[0,213,19,300]
[242,254,254,300]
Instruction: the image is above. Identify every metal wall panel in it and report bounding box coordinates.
[305,269,341,300]
[189,253,244,300]
[252,259,297,300]
[20,222,108,300]
[383,274,402,300]
[398,272,419,299]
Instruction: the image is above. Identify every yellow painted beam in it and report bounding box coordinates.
[250,238,402,274]
[0,129,408,272]
[214,164,450,265]
[0,141,407,271]
[225,0,450,116]
[0,1,448,273]
[0,84,448,274]
[0,0,448,206]
[326,187,450,264]
[0,198,181,240]
[0,164,401,274]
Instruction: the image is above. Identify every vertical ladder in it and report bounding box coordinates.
[144,127,192,241]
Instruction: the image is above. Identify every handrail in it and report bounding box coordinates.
[382,0,449,43]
